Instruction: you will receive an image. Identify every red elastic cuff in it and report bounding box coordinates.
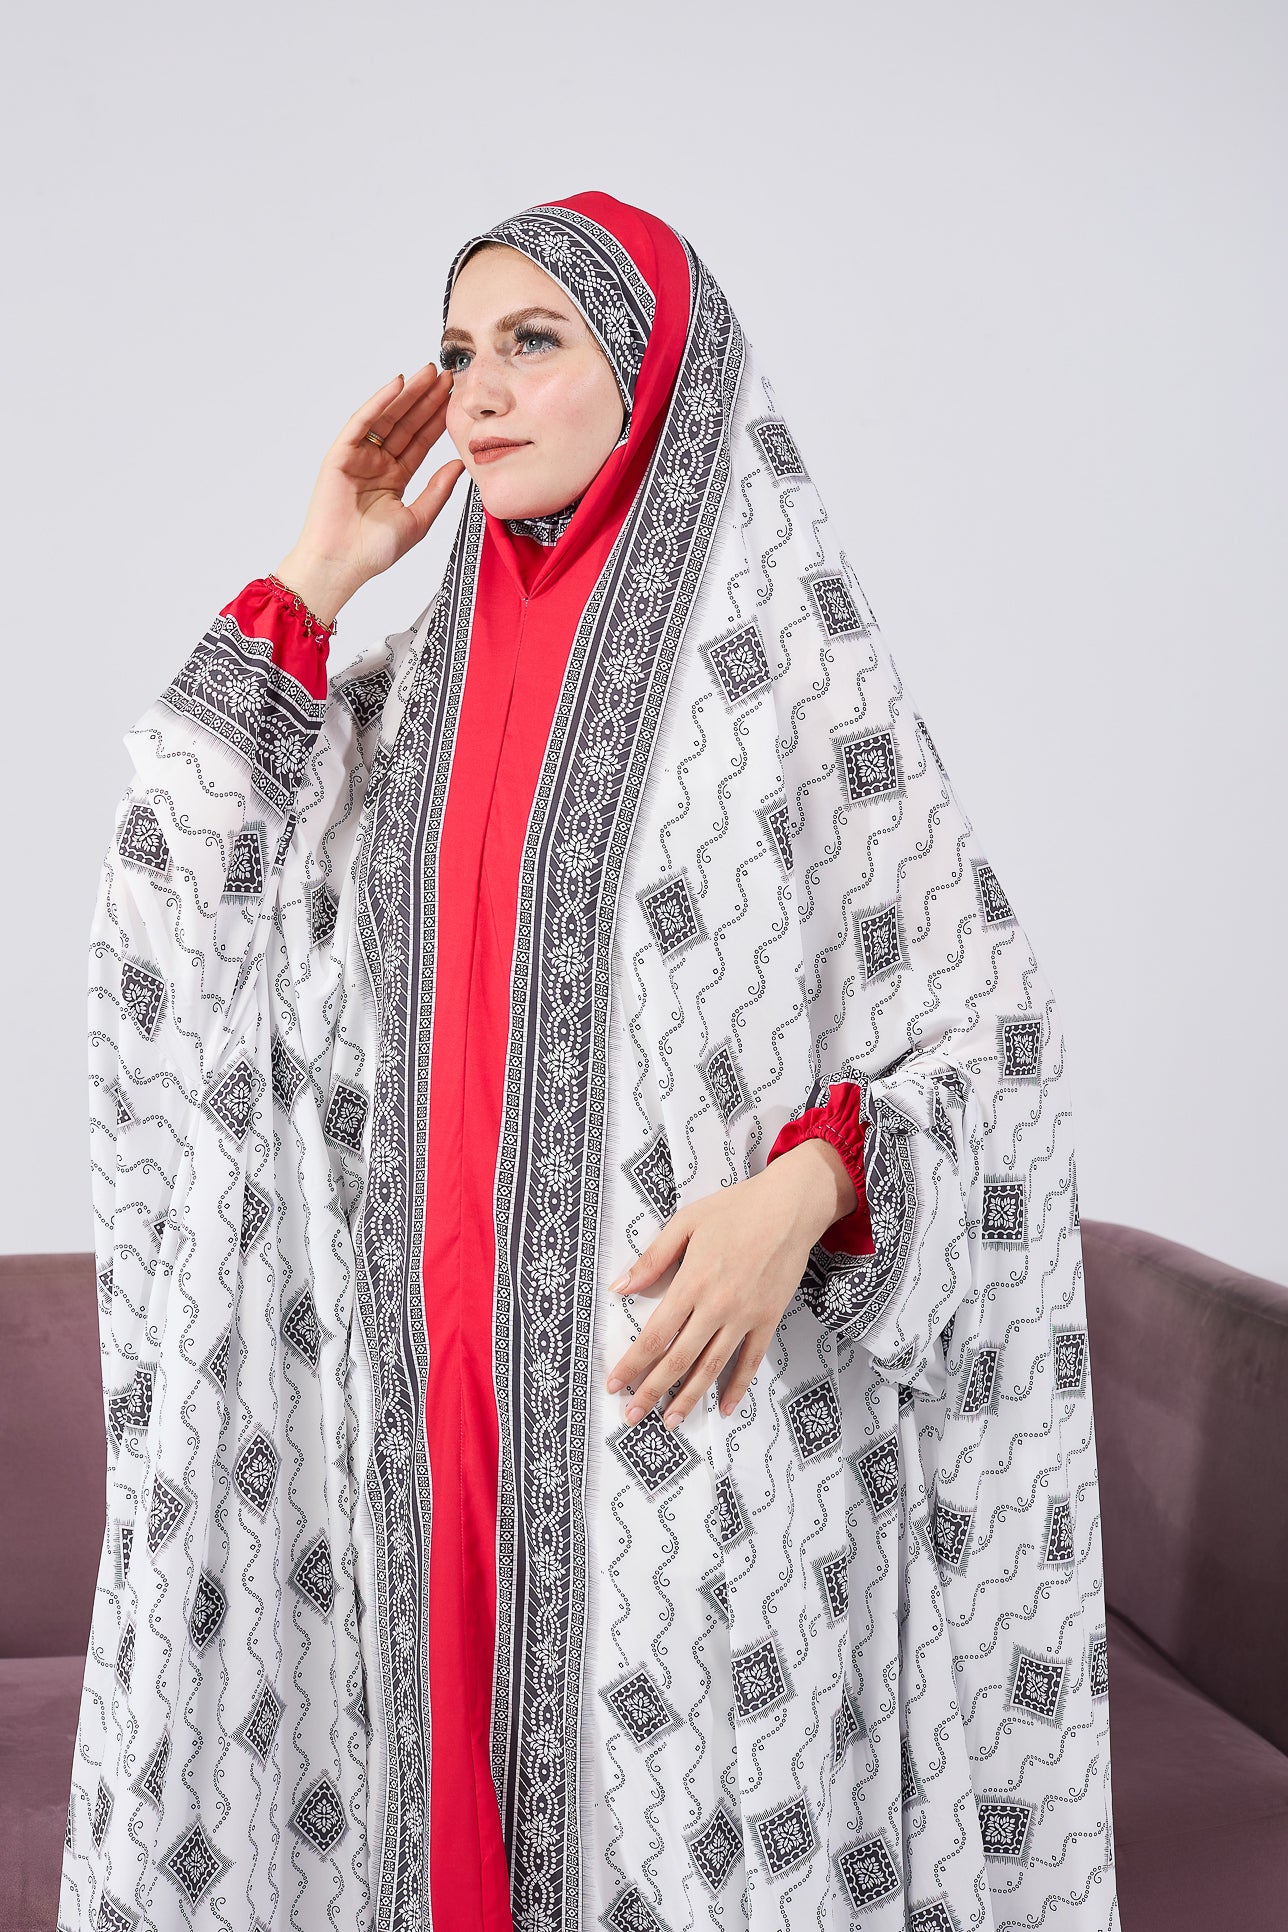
[766,1081,875,1257]
[220,577,334,702]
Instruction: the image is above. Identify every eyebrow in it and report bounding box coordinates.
[440,304,573,346]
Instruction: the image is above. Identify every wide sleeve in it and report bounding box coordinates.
[95,577,336,1097]
[743,459,1064,1401]
[66,580,408,1911]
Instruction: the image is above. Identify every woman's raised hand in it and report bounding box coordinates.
[274,362,467,627]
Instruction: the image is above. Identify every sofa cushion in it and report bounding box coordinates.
[1107,1610,1288,1930]
[0,1653,85,1932]
[1083,1219,1288,1757]
[0,1253,106,1657]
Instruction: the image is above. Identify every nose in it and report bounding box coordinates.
[450,348,514,419]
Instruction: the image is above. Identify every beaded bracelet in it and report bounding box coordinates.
[264,571,338,641]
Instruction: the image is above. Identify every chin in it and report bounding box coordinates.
[476,474,573,521]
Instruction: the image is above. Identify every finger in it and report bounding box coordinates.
[381,363,452,444]
[607,1291,695,1400]
[339,362,445,453]
[385,380,455,469]
[619,1309,715,1423]
[336,372,408,452]
[716,1328,771,1418]
[401,460,468,546]
[660,1329,741,1430]
[610,1209,692,1297]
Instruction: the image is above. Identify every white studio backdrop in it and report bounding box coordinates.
[2,0,1282,1281]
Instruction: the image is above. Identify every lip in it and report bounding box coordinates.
[470,438,530,463]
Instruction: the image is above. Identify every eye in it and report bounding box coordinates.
[438,325,562,375]
[514,325,561,356]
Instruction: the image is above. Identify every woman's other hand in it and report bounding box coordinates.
[274,364,467,626]
[603,1139,858,1429]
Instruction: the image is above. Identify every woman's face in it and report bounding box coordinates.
[441,244,626,521]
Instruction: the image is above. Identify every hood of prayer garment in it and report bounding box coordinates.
[64,190,1119,1932]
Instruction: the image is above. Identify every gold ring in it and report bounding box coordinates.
[365,429,386,448]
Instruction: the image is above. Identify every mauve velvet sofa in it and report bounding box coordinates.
[3,1221,1286,1929]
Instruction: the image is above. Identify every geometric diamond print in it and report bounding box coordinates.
[805,572,866,640]
[232,1428,280,1517]
[118,801,172,879]
[271,1032,306,1112]
[136,1729,171,1808]
[336,667,392,731]
[977,1797,1035,1863]
[610,1408,700,1498]
[204,1055,267,1144]
[121,959,166,1041]
[999,1015,1043,1082]
[90,1776,113,1847]
[600,1665,680,1747]
[1042,1495,1075,1566]
[323,1081,368,1154]
[730,1635,793,1722]
[1053,1325,1088,1395]
[281,1288,323,1368]
[835,1831,901,1911]
[909,1899,960,1932]
[239,1180,272,1255]
[783,1377,842,1464]
[161,1818,230,1905]
[235,1680,285,1763]
[94,1895,139,1932]
[749,1792,817,1877]
[223,824,265,901]
[290,1532,335,1616]
[853,1432,901,1516]
[309,882,339,950]
[750,417,806,480]
[981,1178,1026,1248]
[147,1474,190,1553]
[813,1548,849,1624]
[685,1802,742,1894]
[638,870,706,962]
[702,621,772,708]
[855,900,906,983]
[189,1571,226,1651]
[958,1346,1000,1419]
[838,727,902,805]
[622,1128,677,1225]
[602,1884,667,1932]
[1005,1645,1068,1726]
[700,1039,750,1126]
[973,859,1016,927]
[289,1774,347,1855]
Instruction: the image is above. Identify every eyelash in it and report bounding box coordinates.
[440,325,561,374]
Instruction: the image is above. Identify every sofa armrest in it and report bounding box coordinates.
[0,1252,105,1657]
[1081,1218,1288,1757]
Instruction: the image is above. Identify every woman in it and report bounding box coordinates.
[61,192,1119,1931]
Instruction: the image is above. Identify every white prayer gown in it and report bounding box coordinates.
[59,193,1119,1932]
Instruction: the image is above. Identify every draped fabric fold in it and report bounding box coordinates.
[61,191,1119,1932]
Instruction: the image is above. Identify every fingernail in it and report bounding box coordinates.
[625,1405,642,1424]
[663,1410,680,1430]
[608,1270,631,1294]
[606,1376,622,1393]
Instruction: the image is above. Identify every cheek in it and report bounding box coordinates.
[534,366,622,453]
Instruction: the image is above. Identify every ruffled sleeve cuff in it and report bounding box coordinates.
[766,1079,875,1257]
[219,576,336,702]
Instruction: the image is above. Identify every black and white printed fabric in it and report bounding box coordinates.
[60,196,1119,1932]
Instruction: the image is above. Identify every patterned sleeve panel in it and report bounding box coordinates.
[102,580,334,1093]
[765,1080,875,1257]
